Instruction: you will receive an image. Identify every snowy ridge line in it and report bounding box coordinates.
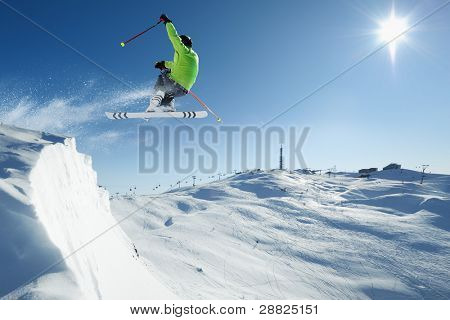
[1,189,163,300]
[302,176,449,299]
[111,169,450,299]
[1,281,36,300]
[0,193,173,300]
[0,125,175,299]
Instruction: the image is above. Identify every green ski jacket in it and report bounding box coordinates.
[164,22,199,91]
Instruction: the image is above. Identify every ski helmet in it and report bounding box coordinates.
[180,35,192,48]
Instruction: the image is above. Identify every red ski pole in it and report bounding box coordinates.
[189,91,222,122]
[120,20,162,47]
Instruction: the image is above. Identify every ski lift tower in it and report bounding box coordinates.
[279,144,284,170]
[419,165,430,184]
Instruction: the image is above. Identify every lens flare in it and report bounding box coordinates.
[378,9,408,63]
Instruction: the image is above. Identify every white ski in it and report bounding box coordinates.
[105,111,208,120]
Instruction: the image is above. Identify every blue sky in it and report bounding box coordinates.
[1,0,449,193]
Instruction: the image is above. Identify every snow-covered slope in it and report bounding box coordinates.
[0,124,174,299]
[111,169,450,299]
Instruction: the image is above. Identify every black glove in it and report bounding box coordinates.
[160,14,171,24]
[154,61,166,70]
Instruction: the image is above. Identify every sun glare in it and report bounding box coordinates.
[378,9,408,63]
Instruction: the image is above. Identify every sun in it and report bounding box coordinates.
[378,9,409,63]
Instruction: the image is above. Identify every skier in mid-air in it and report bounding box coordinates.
[106,13,219,121]
[146,14,199,112]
